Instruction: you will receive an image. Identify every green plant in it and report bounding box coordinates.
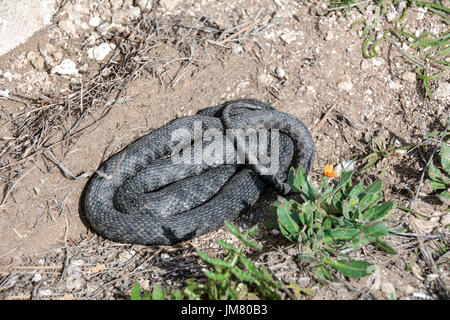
[273,166,396,282]
[130,222,282,300]
[359,131,411,175]
[428,130,450,205]
[329,1,450,99]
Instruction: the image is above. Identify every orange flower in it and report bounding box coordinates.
[324,164,337,177]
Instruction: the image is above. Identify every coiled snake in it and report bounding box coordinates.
[84,99,315,245]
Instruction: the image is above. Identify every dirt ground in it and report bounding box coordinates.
[0,0,448,300]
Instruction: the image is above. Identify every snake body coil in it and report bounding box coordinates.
[84,99,315,245]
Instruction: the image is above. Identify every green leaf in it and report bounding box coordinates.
[231,267,257,283]
[356,189,382,212]
[430,180,446,190]
[429,162,443,181]
[288,166,317,200]
[320,171,354,203]
[348,180,365,200]
[362,201,395,221]
[314,264,335,283]
[441,143,449,173]
[131,282,143,300]
[216,239,239,252]
[197,250,233,268]
[323,258,376,278]
[297,253,319,263]
[323,228,361,243]
[375,240,398,255]
[276,199,300,238]
[205,270,227,282]
[362,221,390,238]
[152,285,166,300]
[437,190,450,205]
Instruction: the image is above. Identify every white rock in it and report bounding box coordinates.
[389,80,401,90]
[361,59,372,71]
[87,42,116,61]
[280,31,296,44]
[129,6,141,19]
[0,89,10,98]
[51,59,78,75]
[135,0,153,12]
[338,79,353,92]
[32,273,42,282]
[161,0,182,11]
[372,58,384,67]
[434,81,450,103]
[402,71,416,83]
[89,16,102,27]
[39,289,53,296]
[110,0,124,10]
[2,71,12,81]
[119,251,133,263]
[66,275,82,290]
[112,10,130,25]
[276,66,286,79]
[58,19,78,37]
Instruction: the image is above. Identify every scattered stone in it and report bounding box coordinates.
[325,31,333,41]
[372,58,384,67]
[58,18,79,37]
[276,66,286,79]
[160,253,170,260]
[160,0,182,11]
[129,6,141,20]
[30,56,45,70]
[3,71,13,81]
[0,89,11,98]
[71,259,84,266]
[389,80,401,90]
[31,273,42,282]
[51,59,79,75]
[39,289,53,296]
[112,10,130,25]
[232,43,243,55]
[66,275,83,290]
[91,264,106,274]
[118,250,133,262]
[280,31,296,44]
[110,0,124,10]
[89,16,102,27]
[434,80,450,103]
[338,79,353,92]
[402,71,416,83]
[360,59,372,71]
[87,42,116,61]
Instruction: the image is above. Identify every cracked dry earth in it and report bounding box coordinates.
[0,0,448,300]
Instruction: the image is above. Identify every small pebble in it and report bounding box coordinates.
[51,59,78,75]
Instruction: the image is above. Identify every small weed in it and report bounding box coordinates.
[427,126,450,205]
[273,166,396,282]
[328,0,450,99]
[130,222,283,300]
[359,131,411,175]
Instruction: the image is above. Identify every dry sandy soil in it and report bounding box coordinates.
[0,0,448,300]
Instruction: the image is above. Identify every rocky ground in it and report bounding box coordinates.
[0,0,448,300]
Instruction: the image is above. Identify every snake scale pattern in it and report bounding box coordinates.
[84,99,315,245]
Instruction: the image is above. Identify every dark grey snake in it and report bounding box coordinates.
[84,99,315,245]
